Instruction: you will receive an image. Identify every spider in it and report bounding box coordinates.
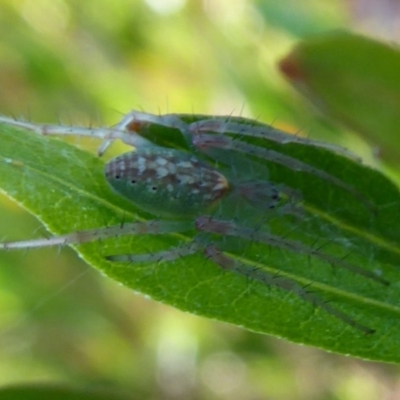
[0,111,385,334]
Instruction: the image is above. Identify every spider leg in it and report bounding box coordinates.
[97,110,191,155]
[196,216,388,286]
[192,133,374,212]
[205,245,374,334]
[107,241,199,262]
[0,220,192,250]
[115,110,189,132]
[189,118,361,162]
[0,116,152,154]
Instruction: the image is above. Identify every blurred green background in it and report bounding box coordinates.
[0,1,399,399]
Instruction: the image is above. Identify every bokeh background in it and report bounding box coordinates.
[0,1,399,399]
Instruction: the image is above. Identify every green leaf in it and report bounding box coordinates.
[0,384,134,400]
[279,31,400,168]
[0,117,400,363]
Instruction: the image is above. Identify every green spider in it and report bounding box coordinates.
[0,111,385,334]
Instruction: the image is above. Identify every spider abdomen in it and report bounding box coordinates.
[105,147,229,218]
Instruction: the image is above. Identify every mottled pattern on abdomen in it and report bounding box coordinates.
[105,147,229,218]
